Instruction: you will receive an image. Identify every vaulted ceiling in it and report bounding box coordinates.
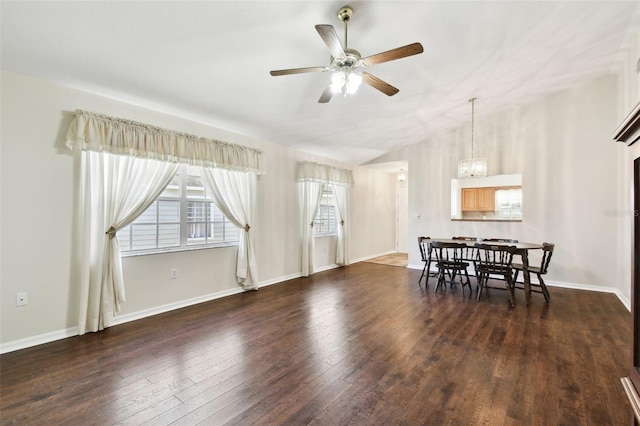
[2,1,638,165]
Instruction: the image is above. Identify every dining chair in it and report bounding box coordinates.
[512,242,554,303]
[430,241,473,296]
[474,243,517,307]
[417,236,436,286]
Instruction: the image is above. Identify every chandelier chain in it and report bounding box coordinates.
[469,97,476,158]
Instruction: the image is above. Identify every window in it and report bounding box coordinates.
[495,188,522,219]
[314,186,337,236]
[118,165,239,254]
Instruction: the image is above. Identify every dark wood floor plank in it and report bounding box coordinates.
[0,262,632,425]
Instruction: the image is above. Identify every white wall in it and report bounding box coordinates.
[373,74,630,304]
[0,71,397,348]
[613,25,640,306]
[350,167,398,261]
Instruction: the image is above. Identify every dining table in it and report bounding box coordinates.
[429,238,545,305]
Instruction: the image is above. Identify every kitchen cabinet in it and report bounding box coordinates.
[461,187,495,212]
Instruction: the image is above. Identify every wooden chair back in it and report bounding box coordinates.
[539,242,555,274]
[474,243,517,274]
[475,243,518,306]
[431,242,473,265]
[418,236,431,262]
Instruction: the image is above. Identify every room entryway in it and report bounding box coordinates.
[363,253,408,267]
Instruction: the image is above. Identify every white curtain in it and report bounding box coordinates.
[297,161,354,186]
[66,109,264,334]
[201,167,258,290]
[332,184,350,266]
[298,181,325,277]
[297,161,354,276]
[76,151,179,334]
[67,109,265,174]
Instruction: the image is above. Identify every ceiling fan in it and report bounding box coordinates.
[270,5,424,103]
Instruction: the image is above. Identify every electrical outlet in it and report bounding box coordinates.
[170,268,178,279]
[16,292,28,307]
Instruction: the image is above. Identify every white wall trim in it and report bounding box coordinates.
[0,326,80,355]
[111,287,245,327]
[409,262,631,311]
[545,279,631,311]
[352,250,396,264]
[259,272,303,288]
[0,269,347,354]
[3,267,628,355]
[314,263,341,273]
[0,286,243,354]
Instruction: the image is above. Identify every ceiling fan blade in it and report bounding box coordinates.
[270,66,327,76]
[315,24,346,60]
[318,86,334,103]
[362,72,399,96]
[362,42,424,66]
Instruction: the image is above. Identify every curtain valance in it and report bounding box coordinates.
[296,161,354,187]
[66,110,265,174]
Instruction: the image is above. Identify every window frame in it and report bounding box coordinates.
[119,165,240,257]
[313,185,338,237]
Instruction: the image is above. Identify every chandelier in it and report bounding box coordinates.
[458,97,488,178]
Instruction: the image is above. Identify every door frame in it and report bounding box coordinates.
[396,184,408,254]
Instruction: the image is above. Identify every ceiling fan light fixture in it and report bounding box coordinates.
[346,72,362,94]
[330,72,346,93]
[330,70,362,95]
[269,5,424,103]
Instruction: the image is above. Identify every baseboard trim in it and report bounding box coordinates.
[352,250,397,264]
[111,287,245,328]
[259,272,302,287]
[314,263,341,273]
[0,271,308,354]
[0,326,79,355]
[545,279,630,311]
[409,263,631,311]
[1,265,630,354]
[1,287,247,355]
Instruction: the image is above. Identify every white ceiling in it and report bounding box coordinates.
[2,1,638,166]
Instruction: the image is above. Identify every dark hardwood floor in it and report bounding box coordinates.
[0,262,633,425]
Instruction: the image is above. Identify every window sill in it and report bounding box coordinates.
[121,242,238,258]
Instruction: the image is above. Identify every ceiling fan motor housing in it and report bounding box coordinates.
[331,48,363,71]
